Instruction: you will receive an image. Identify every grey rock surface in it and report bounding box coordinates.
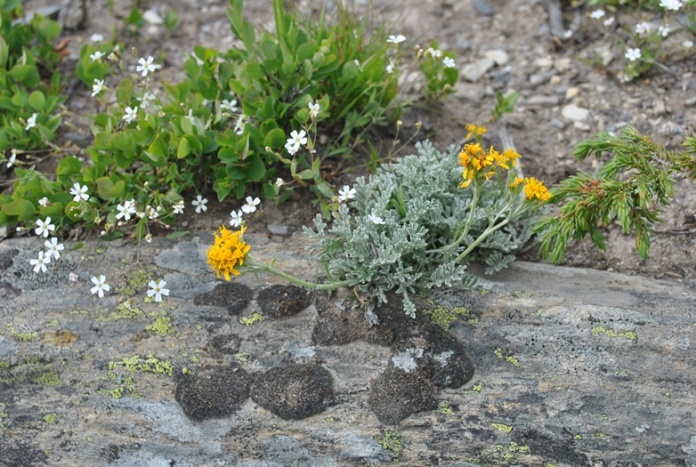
[0,232,694,465]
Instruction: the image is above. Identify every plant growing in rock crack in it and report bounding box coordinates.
[206,126,552,317]
[534,127,696,262]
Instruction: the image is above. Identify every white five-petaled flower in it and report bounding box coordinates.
[220,99,238,113]
[635,22,652,35]
[30,251,51,273]
[38,197,49,207]
[275,178,285,188]
[337,185,356,202]
[308,102,320,120]
[368,212,385,225]
[590,9,605,19]
[192,195,208,214]
[70,182,89,202]
[139,91,157,110]
[44,237,65,261]
[285,130,307,155]
[625,48,642,62]
[603,16,615,27]
[91,79,105,97]
[241,196,261,214]
[6,150,16,168]
[25,113,37,131]
[387,34,406,44]
[35,216,56,238]
[659,0,682,10]
[90,33,104,42]
[658,25,670,37]
[427,47,443,58]
[172,201,185,215]
[116,199,137,221]
[136,56,162,77]
[443,57,456,68]
[90,50,105,61]
[147,279,169,302]
[90,274,110,298]
[229,210,244,227]
[123,106,138,124]
[234,115,246,135]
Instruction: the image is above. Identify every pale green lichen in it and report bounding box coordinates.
[591,326,637,342]
[104,302,143,321]
[145,313,175,336]
[7,323,38,342]
[424,305,476,329]
[118,268,151,297]
[32,372,61,386]
[43,413,58,424]
[437,401,454,414]
[494,348,520,367]
[234,352,251,363]
[240,313,264,326]
[376,431,403,462]
[108,354,173,376]
[461,383,483,395]
[491,423,513,433]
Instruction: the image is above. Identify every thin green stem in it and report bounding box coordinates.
[248,258,352,291]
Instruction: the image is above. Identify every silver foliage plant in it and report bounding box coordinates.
[304,141,536,317]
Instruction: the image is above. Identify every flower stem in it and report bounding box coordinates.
[248,258,352,291]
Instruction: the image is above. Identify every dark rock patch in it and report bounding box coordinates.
[0,248,18,270]
[0,440,49,467]
[512,429,590,466]
[251,363,334,420]
[312,292,365,345]
[257,285,311,318]
[193,282,252,315]
[209,333,242,355]
[175,365,251,420]
[0,281,21,300]
[363,293,427,347]
[368,366,438,425]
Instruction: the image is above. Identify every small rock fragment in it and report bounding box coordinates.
[473,0,494,16]
[484,49,509,66]
[461,58,494,82]
[562,104,590,122]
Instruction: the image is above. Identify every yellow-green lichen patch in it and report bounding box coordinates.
[108,354,173,376]
[240,312,264,326]
[494,347,520,367]
[375,431,403,462]
[491,423,513,433]
[32,371,62,386]
[145,313,176,336]
[104,301,143,321]
[461,383,483,395]
[234,352,251,363]
[118,268,152,297]
[437,401,454,414]
[591,326,637,342]
[424,305,477,329]
[43,413,58,424]
[6,323,39,342]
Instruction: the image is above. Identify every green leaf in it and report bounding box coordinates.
[95,177,126,200]
[263,128,286,149]
[247,154,266,181]
[10,64,39,87]
[146,135,168,166]
[35,15,61,41]
[166,231,189,240]
[2,199,35,221]
[56,156,82,184]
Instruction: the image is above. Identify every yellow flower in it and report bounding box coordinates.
[509,177,524,189]
[207,226,251,281]
[524,177,552,202]
[465,124,487,140]
[502,148,520,164]
[459,168,474,188]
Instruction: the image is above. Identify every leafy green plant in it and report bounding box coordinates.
[207,130,552,316]
[534,127,696,262]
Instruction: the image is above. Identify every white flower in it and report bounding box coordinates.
[90,33,104,42]
[386,34,406,44]
[308,102,320,119]
[25,113,37,130]
[659,0,682,10]
[285,130,307,155]
[635,22,652,35]
[658,25,670,37]
[192,195,208,214]
[90,50,105,61]
[30,251,51,273]
[234,115,246,135]
[68,272,79,282]
[427,47,442,58]
[353,59,362,68]
[337,185,356,202]
[220,99,238,113]
[590,9,605,19]
[136,56,161,77]
[70,182,89,202]
[368,212,385,225]
[123,106,138,124]
[90,274,110,298]
[229,210,244,227]
[603,16,615,27]
[38,197,49,207]
[443,57,456,68]
[275,178,285,188]
[116,199,137,221]
[139,91,157,110]
[35,216,56,237]
[44,237,64,261]
[172,201,185,214]
[147,279,169,302]
[625,48,642,62]
[7,149,17,168]
[91,79,105,97]
[285,140,300,155]
[241,196,261,214]
[386,59,395,74]
[684,40,694,48]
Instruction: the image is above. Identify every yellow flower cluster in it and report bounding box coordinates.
[523,177,552,201]
[457,141,520,188]
[465,124,487,140]
[207,226,251,281]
